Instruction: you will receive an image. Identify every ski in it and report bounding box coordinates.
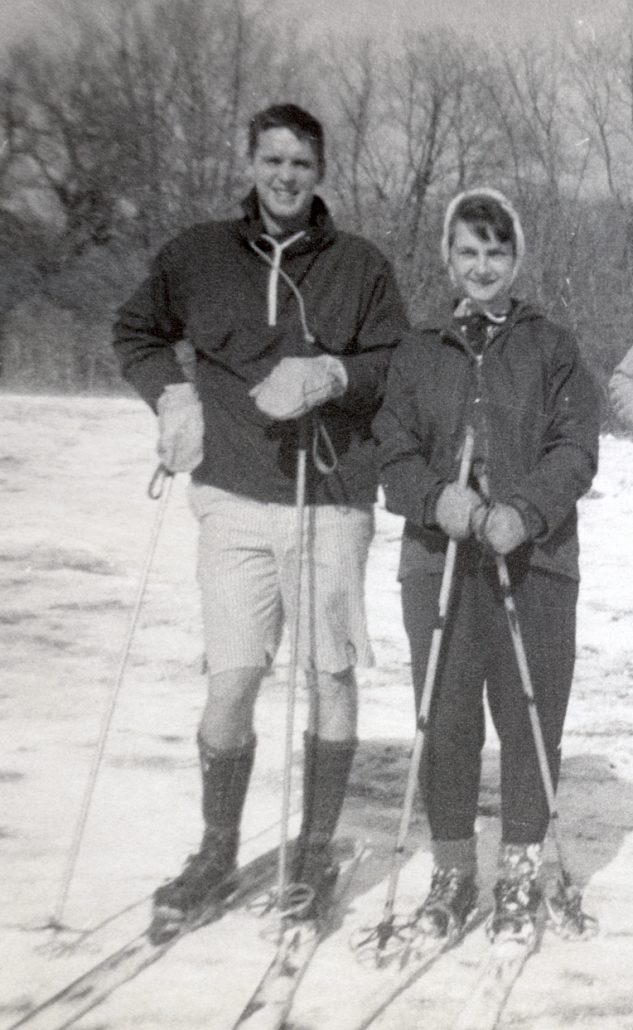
[8,844,280,1030]
[451,934,536,1030]
[337,906,489,1030]
[232,839,368,1030]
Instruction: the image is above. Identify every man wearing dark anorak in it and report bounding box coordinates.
[113,103,407,934]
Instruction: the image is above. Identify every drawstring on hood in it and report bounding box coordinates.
[249,221,338,476]
[250,234,315,343]
[252,232,310,331]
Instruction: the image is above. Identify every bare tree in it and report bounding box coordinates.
[472,41,589,315]
[2,20,131,253]
[320,40,390,234]
[0,8,629,396]
[569,21,633,266]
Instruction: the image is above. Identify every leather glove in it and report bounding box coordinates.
[249,355,347,420]
[435,483,481,540]
[156,382,204,473]
[475,502,528,555]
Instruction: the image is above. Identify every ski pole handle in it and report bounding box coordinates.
[457,424,476,488]
[436,425,475,610]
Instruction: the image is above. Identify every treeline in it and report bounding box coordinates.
[1,0,632,423]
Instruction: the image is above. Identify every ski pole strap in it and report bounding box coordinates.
[311,417,338,475]
[471,457,491,503]
[148,463,174,499]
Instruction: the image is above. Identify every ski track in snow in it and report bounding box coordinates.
[1,394,633,1029]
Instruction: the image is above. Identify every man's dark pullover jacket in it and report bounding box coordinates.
[113,193,408,506]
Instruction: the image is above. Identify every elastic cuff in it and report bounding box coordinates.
[327,356,348,392]
[510,496,547,541]
[423,481,446,529]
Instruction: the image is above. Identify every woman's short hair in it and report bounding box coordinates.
[447,195,516,251]
[440,188,526,270]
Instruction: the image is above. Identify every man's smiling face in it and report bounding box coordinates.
[250,127,321,235]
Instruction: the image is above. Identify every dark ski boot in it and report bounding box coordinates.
[150,734,255,942]
[289,838,340,920]
[289,733,357,919]
[151,827,239,942]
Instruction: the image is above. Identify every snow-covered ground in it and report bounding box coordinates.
[1,394,633,1029]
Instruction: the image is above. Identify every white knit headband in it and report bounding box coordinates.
[440,188,526,277]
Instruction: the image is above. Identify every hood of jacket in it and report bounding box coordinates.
[237,188,338,257]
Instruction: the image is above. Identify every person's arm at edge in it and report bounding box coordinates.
[609,344,633,430]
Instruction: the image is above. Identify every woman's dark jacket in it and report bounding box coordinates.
[373,300,600,581]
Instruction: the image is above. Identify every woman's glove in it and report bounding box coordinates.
[435,482,481,540]
[472,502,528,555]
[156,382,204,472]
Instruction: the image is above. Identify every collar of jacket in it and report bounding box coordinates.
[238,188,337,256]
[419,297,542,343]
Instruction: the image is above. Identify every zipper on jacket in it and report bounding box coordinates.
[447,328,491,474]
[473,352,486,461]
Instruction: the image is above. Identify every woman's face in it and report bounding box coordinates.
[448,219,516,308]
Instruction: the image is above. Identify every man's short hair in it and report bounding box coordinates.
[248,104,325,176]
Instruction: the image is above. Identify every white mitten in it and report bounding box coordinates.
[156,383,204,472]
[249,355,347,420]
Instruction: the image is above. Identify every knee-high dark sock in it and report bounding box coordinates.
[197,732,256,857]
[298,732,357,850]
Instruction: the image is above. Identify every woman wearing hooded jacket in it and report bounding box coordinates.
[373,189,600,944]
